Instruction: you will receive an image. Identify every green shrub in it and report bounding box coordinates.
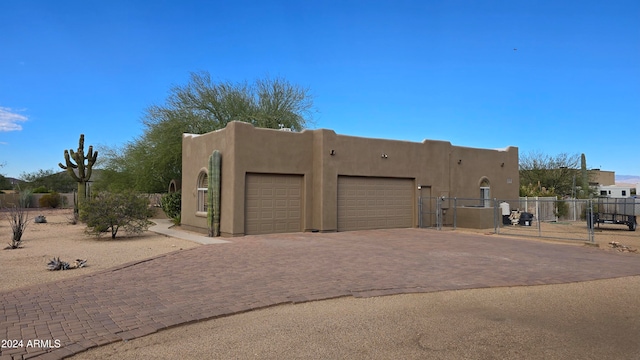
[19,189,33,208]
[161,191,181,221]
[32,186,50,194]
[555,200,569,219]
[39,192,62,208]
[79,190,152,239]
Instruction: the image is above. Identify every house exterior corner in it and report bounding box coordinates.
[181,121,519,236]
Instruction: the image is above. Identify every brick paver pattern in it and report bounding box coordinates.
[2,229,640,359]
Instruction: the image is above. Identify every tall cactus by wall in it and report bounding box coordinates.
[207,150,222,237]
[58,134,98,208]
[580,153,588,198]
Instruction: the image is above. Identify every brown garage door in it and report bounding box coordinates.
[245,173,303,235]
[337,176,414,231]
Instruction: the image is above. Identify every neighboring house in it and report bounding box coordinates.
[181,121,519,236]
[598,185,633,198]
[589,169,615,186]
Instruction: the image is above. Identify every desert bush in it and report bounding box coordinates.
[80,190,153,239]
[31,186,50,194]
[19,189,33,208]
[161,191,181,222]
[39,192,62,208]
[6,205,29,249]
[555,200,569,218]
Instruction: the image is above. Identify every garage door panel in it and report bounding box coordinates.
[260,224,273,233]
[338,176,413,231]
[245,173,303,235]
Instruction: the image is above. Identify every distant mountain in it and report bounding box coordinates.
[615,175,640,185]
[7,177,24,186]
[4,177,25,186]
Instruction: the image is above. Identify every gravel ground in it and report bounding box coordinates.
[0,208,199,292]
[2,208,639,359]
[71,276,640,360]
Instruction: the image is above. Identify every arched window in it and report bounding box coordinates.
[197,171,208,213]
[480,178,490,207]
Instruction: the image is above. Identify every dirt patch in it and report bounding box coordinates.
[0,208,200,292]
[454,219,640,252]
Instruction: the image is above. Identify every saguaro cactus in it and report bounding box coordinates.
[580,153,588,198]
[207,150,222,237]
[58,134,98,207]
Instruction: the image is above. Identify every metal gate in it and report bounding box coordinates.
[418,195,440,229]
[419,196,597,243]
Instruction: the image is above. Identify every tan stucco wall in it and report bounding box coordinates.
[0,193,75,208]
[452,207,496,229]
[181,121,519,236]
[590,170,615,186]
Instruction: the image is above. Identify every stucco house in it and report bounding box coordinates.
[180,121,519,236]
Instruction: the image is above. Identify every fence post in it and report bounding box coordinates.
[495,199,501,235]
[453,197,457,230]
[536,197,541,237]
[418,196,422,229]
[587,199,595,243]
[493,198,498,234]
[436,197,442,230]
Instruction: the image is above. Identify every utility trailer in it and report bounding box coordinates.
[591,198,639,231]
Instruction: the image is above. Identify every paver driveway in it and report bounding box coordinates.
[2,228,640,359]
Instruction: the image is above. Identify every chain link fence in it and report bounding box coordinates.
[419,196,603,242]
[495,198,595,242]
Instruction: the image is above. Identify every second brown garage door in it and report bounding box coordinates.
[337,176,414,231]
[245,173,303,235]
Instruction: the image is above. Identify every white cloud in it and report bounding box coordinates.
[0,107,28,132]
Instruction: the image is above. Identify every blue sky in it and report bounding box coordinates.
[1,0,639,180]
